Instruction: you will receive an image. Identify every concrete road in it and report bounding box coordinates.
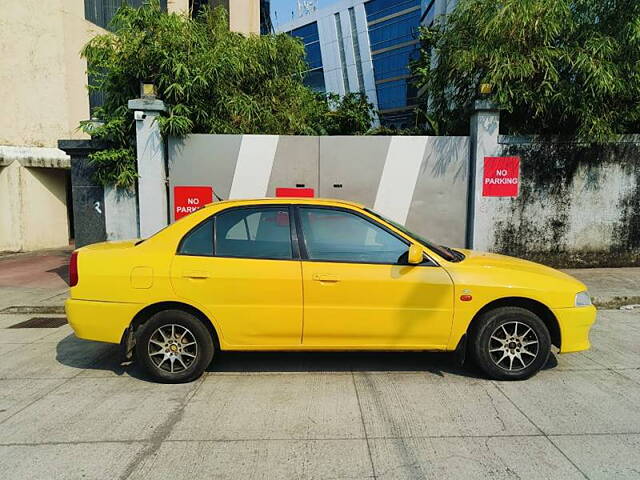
[0,309,639,479]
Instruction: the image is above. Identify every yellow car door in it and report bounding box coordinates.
[297,206,454,349]
[170,206,303,347]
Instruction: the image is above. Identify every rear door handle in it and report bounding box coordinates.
[183,270,210,279]
[312,273,340,282]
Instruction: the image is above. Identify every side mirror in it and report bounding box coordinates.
[407,244,424,265]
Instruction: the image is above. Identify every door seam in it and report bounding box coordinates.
[299,260,305,344]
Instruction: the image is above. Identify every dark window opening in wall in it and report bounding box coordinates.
[84,0,167,30]
[261,0,273,34]
[190,0,208,16]
[87,71,106,114]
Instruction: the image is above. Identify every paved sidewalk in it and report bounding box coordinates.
[0,249,70,311]
[0,309,639,479]
[564,267,640,308]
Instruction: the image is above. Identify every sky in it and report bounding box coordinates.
[269,0,330,29]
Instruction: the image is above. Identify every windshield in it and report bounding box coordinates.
[365,208,464,262]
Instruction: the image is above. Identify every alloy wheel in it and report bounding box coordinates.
[147,324,198,373]
[488,321,539,371]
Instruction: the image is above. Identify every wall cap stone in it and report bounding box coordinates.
[473,99,499,112]
[127,98,166,112]
[58,139,110,156]
[0,145,70,169]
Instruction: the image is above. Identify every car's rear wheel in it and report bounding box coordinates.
[136,309,214,383]
[470,306,551,381]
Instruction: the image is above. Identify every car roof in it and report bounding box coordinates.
[203,197,365,209]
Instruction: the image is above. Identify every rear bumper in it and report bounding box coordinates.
[65,298,140,344]
[554,305,597,353]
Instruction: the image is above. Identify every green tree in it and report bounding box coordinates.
[82,2,375,187]
[413,0,640,141]
[320,93,377,135]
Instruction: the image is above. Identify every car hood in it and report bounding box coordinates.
[454,249,585,287]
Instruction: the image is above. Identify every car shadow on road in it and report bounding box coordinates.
[209,350,485,378]
[47,264,69,286]
[56,334,561,382]
[55,334,151,381]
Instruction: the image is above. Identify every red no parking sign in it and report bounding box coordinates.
[174,186,213,220]
[483,157,520,197]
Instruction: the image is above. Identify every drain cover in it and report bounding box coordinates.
[8,317,67,329]
[0,306,65,315]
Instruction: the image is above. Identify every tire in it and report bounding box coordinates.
[136,309,214,383]
[469,306,551,381]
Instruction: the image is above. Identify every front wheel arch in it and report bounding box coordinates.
[129,301,220,350]
[466,297,560,350]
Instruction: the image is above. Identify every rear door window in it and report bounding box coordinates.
[215,207,293,259]
[178,218,214,256]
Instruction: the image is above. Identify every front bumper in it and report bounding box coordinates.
[553,305,597,353]
[65,298,140,344]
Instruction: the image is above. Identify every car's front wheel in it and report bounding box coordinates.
[470,306,551,380]
[136,309,214,383]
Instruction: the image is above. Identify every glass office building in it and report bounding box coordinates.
[277,0,422,128]
[289,22,326,92]
[365,0,420,127]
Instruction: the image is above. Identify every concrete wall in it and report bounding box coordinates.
[0,0,104,252]
[168,134,469,247]
[468,106,640,267]
[484,139,640,267]
[0,0,103,147]
[59,140,139,248]
[0,156,70,252]
[229,0,261,35]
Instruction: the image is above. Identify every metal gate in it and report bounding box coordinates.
[167,133,469,247]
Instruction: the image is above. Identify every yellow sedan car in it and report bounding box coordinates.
[66,198,596,383]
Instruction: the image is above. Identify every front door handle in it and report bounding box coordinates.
[183,270,210,279]
[312,273,340,283]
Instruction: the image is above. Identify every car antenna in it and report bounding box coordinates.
[213,190,224,202]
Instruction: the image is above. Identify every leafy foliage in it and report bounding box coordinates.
[320,93,377,135]
[413,0,640,141]
[82,2,375,187]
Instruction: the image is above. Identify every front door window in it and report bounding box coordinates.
[299,207,408,264]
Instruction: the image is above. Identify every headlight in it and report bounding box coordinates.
[575,291,592,307]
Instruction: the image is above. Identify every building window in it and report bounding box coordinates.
[371,44,420,82]
[84,0,167,30]
[334,13,350,92]
[365,0,421,126]
[348,8,365,92]
[261,0,273,34]
[367,9,421,52]
[421,0,437,26]
[375,78,418,111]
[87,69,106,114]
[290,22,326,92]
[365,0,420,23]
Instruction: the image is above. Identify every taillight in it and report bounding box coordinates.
[69,251,79,287]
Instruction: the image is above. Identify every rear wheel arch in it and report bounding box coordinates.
[467,297,561,349]
[130,301,220,350]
